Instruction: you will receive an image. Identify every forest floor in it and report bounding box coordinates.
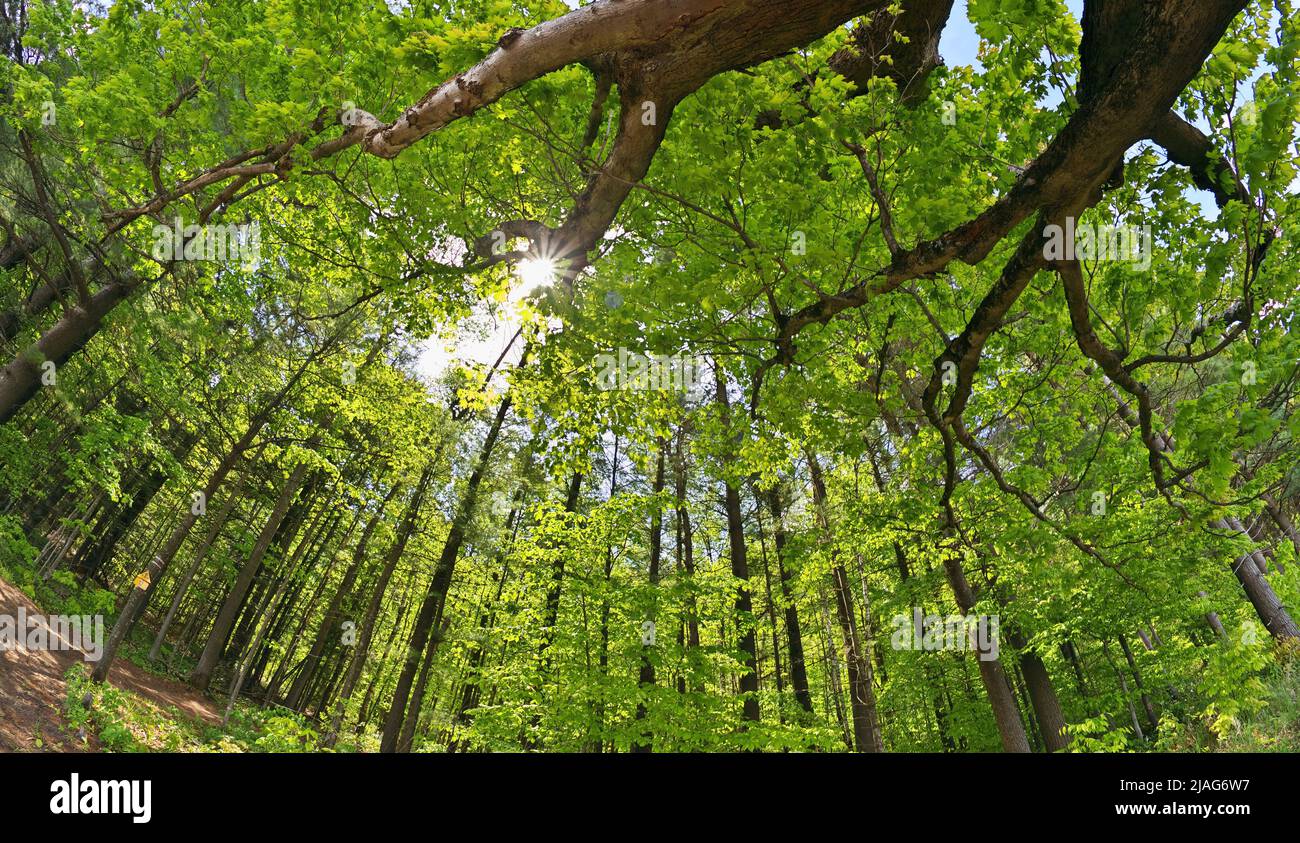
[0,575,220,752]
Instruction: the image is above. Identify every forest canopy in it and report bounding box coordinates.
[0,0,1298,754]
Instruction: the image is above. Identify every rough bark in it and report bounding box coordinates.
[940,551,1031,753]
[1007,630,1070,752]
[0,280,136,425]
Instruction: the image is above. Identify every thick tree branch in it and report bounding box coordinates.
[1149,110,1251,208]
[775,0,1249,360]
[829,0,956,102]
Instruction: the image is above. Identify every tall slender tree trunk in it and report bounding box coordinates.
[763,485,813,715]
[537,471,585,664]
[1118,632,1158,733]
[224,476,333,665]
[673,426,701,693]
[449,499,522,751]
[189,461,314,691]
[1103,639,1146,741]
[755,504,786,710]
[516,469,585,749]
[808,454,883,752]
[593,436,622,750]
[324,466,433,747]
[90,344,324,683]
[714,365,759,726]
[254,511,348,693]
[816,588,852,748]
[380,391,514,752]
[75,429,197,581]
[1018,645,1070,751]
[940,550,1031,752]
[222,555,299,724]
[147,464,248,661]
[632,441,666,752]
[284,482,402,710]
[397,616,451,751]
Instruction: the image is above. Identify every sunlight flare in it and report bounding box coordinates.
[514,257,557,293]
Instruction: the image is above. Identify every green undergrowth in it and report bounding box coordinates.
[1176,654,1300,752]
[63,663,329,753]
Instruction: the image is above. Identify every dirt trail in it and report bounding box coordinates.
[0,575,220,752]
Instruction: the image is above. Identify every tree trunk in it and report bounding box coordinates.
[673,426,701,692]
[90,346,322,683]
[940,551,1031,752]
[73,429,196,581]
[397,616,451,751]
[147,470,245,660]
[755,504,785,710]
[324,466,433,747]
[449,495,523,751]
[189,461,314,690]
[380,391,513,752]
[1006,629,1070,752]
[763,485,813,715]
[1219,515,1300,639]
[0,280,137,425]
[1118,632,1158,733]
[632,440,666,752]
[809,454,884,752]
[284,482,401,710]
[714,366,760,726]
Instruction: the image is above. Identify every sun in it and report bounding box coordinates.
[514,257,557,293]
